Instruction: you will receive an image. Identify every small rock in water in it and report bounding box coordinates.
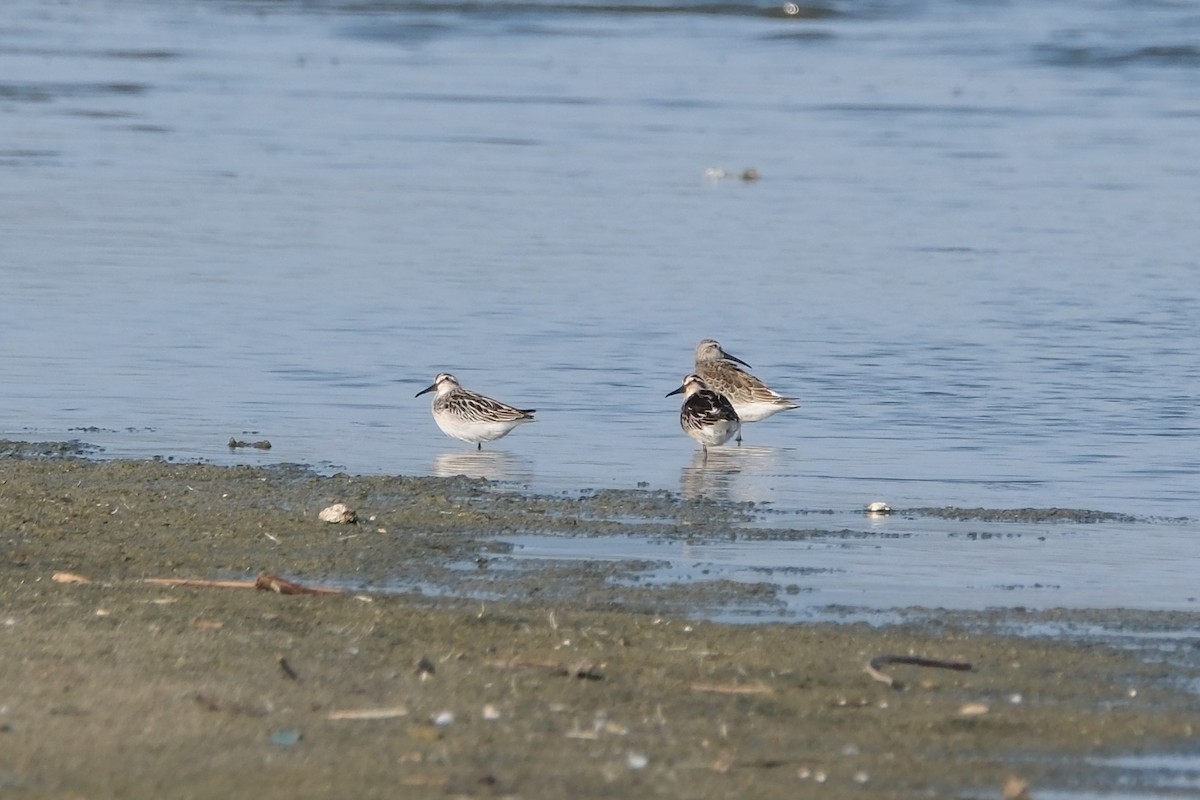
[864,501,892,515]
[319,503,357,524]
[703,167,761,182]
[228,437,272,450]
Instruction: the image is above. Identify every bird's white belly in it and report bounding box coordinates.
[731,399,790,423]
[688,418,740,447]
[435,411,528,444]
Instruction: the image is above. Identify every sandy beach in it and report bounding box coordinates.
[2,445,1198,798]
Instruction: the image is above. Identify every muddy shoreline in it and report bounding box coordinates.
[2,445,1198,798]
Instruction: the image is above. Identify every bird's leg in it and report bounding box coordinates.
[477,442,482,451]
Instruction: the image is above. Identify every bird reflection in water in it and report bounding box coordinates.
[680,445,780,503]
[432,450,532,483]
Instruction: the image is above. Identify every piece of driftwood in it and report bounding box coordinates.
[52,571,92,584]
[254,573,342,595]
[145,577,257,590]
[144,573,342,595]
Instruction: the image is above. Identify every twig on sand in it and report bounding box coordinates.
[193,692,269,717]
[691,681,774,695]
[278,656,300,682]
[485,657,605,680]
[52,571,92,584]
[865,654,973,690]
[327,706,409,721]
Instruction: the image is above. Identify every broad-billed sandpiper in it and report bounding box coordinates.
[415,372,535,450]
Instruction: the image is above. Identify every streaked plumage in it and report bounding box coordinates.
[666,373,741,451]
[693,339,798,441]
[415,372,535,450]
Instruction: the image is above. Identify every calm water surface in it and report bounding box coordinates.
[2,0,1197,611]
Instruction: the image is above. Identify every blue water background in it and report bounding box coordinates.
[2,0,1197,611]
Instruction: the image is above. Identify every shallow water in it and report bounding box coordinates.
[2,0,1198,610]
[503,512,1200,616]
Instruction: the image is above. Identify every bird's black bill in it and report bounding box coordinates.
[665,385,685,397]
[415,383,437,397]
[722,350,752,368]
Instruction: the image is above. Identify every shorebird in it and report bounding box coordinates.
[415,372,535,450]
[666,373,741,453]
[693,338,798,442]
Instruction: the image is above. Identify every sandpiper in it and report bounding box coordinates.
[415,372,535,450]
[693,338,798,442]
[666,373,741,452]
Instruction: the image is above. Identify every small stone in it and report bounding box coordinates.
[270,729,302,747]
[864,501,892,515]
[432,710,454,726]
[626,752,648,770]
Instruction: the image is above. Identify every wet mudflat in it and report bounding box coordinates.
[2,447,1199,799]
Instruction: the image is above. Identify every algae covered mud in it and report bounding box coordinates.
[3,445,1200,798]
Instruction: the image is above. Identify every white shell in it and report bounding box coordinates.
[319,503,357,524]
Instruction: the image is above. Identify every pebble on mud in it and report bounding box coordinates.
[319,503,357,524]
[1003,776,1031,800]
